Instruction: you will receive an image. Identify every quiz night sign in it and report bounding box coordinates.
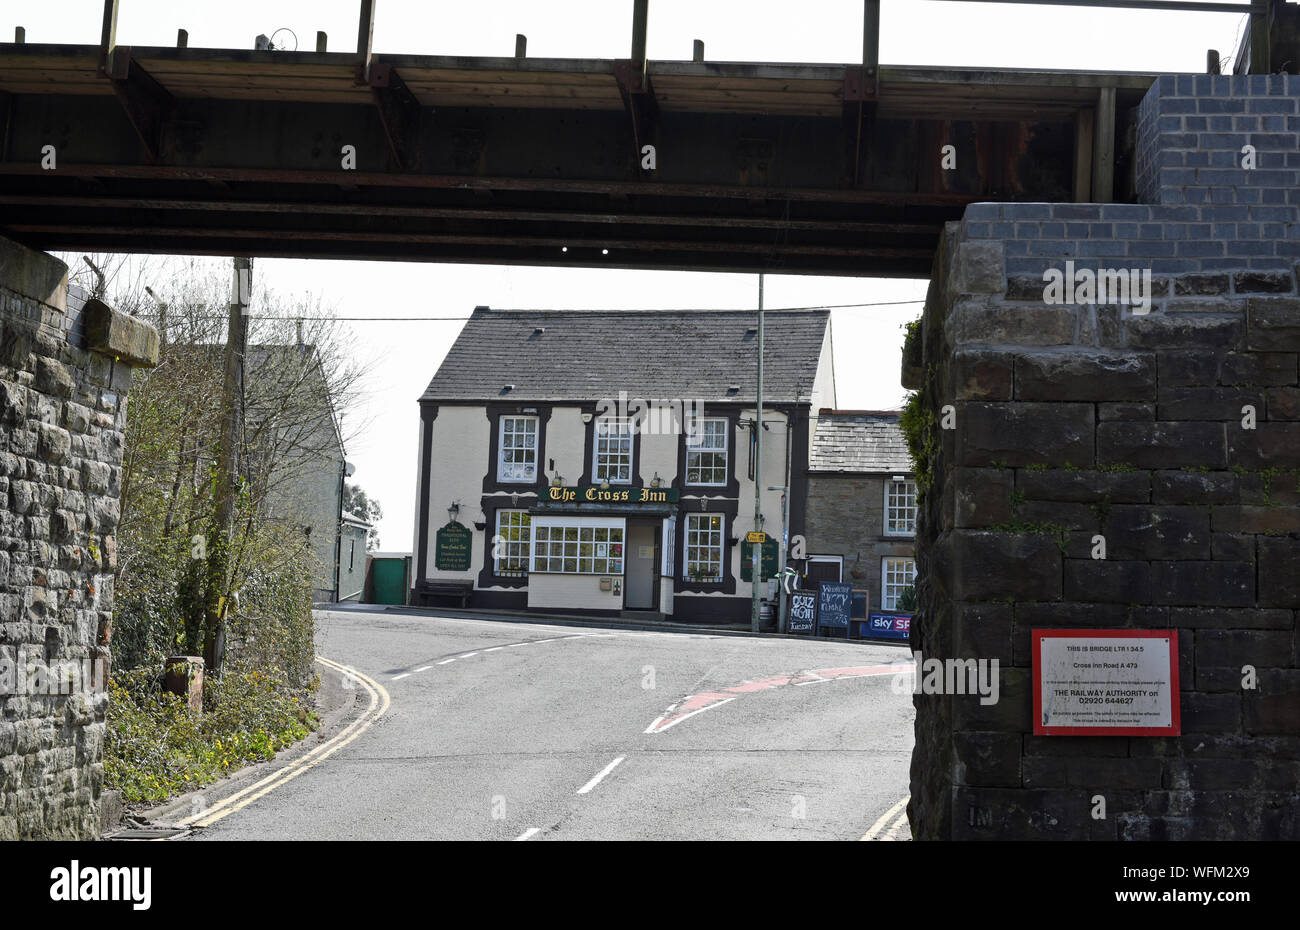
[788,592,817,633]
[1033,630,1180,736]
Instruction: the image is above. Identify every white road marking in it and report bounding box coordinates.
[577,756,625,794]
[484,646,504,652]
[643,716,665,734]
[794,677,837,687]
[514,827,541,841]
[461,651,479,658]
[861,796,910,841]
[436,659,455,665]
[650,697,736,733]
[391,672,412,680]
[414,666,432,672]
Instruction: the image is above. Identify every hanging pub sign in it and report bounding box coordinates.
[544,485,679,504]
[434,522,473,571]
[789,592,817,633]
[1033,630,1180,736]
[740,537,779,582]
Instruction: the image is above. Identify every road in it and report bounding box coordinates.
[187,606,916,841]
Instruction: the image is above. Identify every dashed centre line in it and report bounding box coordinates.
[388,634,585,681]
[576,756,625,795]
[514,827,541,841]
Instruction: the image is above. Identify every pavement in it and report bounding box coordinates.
[153,604,916,841]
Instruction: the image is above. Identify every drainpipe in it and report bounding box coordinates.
[780,408,793,632]
[751,274,764,633]
[334,460,345,602]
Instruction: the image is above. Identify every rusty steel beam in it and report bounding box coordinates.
[631,0,649,82]
[2,222,933,258]
[98,0,118,74]
[613,60,657,174]
[1073,108,1093,202]
[1092,85,1116,202]
[0,38,1115,273]
[369,63,424,170]
[0,193,944,236]
[102,48,173,163]
[356,0,376,84]
[941,0,1257,12]
[0,162,979,207]
[863,0,881,71]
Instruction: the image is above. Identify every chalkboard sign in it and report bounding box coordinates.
[435,522,473,571]
[817,581,852,631]
[851,589,870,619]
[789,592,817,633]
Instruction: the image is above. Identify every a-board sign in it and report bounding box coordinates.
[1033,630,1180,736]
[817,581,852,630]
[866,612,911,641]
[434,522,473,571]
[789,592,817,633]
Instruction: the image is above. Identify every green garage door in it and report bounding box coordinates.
[372,557,409,606]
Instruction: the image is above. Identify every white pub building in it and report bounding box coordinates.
[410,306,836,624]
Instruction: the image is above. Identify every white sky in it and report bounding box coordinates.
[5,1,1254,549]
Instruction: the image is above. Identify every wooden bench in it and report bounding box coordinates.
[416,580,474,608]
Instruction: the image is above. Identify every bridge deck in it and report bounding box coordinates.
[0,43,1160,276]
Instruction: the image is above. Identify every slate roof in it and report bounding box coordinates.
[420,307,830,403]
[809,410,912,473]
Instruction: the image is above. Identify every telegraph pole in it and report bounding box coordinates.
[751,274,764,633]
[203,256,250,673]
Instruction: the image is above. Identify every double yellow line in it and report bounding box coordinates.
[178,656,390,829]
[860,795,910,841]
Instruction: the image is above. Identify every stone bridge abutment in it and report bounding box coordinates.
[908,74,1300,840]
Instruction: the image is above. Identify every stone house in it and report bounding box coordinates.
[804,410,916,614]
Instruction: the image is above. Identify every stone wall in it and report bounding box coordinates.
[0,237,158,839]
[805,474,915,608]
[908,75,1300,840]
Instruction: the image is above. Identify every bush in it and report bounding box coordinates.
[899,387,936,498]
[104,661,319,803]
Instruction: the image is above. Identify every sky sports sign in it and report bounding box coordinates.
[867,613,911,642]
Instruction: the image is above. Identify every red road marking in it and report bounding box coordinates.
[646,663,913,733]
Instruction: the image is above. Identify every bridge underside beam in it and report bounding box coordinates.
[0,47,1153,275]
